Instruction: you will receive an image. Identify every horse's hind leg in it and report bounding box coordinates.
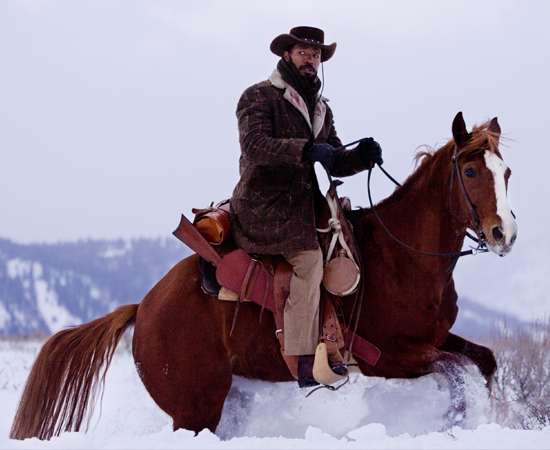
[169,354,233,434]
[438,332,497,390]
[132,255,233,435]
[134,308,233,434]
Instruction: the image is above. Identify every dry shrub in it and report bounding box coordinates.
[484,317,550,429]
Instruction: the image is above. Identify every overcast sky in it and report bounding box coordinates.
[1,1,549,317]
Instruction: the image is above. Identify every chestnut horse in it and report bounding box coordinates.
[10,112,517,440]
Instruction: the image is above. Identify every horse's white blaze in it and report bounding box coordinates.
[484,150,517,251]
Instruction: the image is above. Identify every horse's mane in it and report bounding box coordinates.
[413,120,501,168]
[369,120,502,211]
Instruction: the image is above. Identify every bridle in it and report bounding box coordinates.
[449,145,487,249]
[366,144,489,261]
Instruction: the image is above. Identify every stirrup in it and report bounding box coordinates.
[312,342,348,385]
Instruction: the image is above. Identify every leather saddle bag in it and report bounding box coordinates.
[192,200,231,245]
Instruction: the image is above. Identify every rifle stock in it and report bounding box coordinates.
[173,214,222,265]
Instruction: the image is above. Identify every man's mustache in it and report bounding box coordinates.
[300,64,317,75]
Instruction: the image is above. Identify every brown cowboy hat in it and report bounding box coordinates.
[270,26,337,62]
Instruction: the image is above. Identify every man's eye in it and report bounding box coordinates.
[313,54,320,58]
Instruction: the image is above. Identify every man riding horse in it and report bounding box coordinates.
[230,26,383,388]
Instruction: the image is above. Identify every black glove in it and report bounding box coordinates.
[305,143,336,169]
[358,137,383,168]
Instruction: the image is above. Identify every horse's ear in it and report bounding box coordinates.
[488,117,501,136]
[452,112,470,147]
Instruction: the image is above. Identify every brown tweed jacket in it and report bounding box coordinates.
[230,68,369,254]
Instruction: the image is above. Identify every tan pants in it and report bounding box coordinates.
[281,247,324,356]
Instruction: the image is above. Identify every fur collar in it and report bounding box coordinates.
[268,69,327,138]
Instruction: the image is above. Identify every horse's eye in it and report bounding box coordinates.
[464,168,476,178]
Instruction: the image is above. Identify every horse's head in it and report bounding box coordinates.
[451,112,517,256]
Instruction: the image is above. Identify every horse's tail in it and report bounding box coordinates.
[9,303,139,441]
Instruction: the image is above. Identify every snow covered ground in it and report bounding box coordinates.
[1,338,549,449]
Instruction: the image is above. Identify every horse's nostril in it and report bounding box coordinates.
[492,226,504,241]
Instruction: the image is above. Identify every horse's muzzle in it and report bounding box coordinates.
[488,225,517,256]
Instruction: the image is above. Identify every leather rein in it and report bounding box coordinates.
[366,144,489,260]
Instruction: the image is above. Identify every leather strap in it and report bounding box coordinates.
[320,296,345,356]
[230,259,260,336]
[344,329,381,367]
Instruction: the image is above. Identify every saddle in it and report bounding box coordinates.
[172,195,381,385]
[213,249,380,379]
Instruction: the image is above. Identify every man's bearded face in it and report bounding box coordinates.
[284,44,321,78]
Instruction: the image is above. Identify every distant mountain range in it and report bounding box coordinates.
[0,237,524,337]
[450,297,525,339]
[0,237,188,335]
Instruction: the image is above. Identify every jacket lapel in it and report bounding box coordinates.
[311,98,327,139]
[268,69,327,139]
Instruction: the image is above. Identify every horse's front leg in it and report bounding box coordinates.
[364,340,470,428]
[428,349,469,426]
[438,332,497,391]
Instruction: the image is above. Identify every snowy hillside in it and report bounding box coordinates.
[1,338,549,449]
[0,237,188,335]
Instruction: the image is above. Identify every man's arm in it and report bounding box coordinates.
[325,113,370,178]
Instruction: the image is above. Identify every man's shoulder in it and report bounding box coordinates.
[243,79,272,93]
[239,78,281,105]
[242,69,283,95]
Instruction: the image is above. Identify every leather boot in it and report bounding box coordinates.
[297,355,319,388]
[328,359,348,376]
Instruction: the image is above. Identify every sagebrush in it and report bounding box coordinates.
[481,317,550,429]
